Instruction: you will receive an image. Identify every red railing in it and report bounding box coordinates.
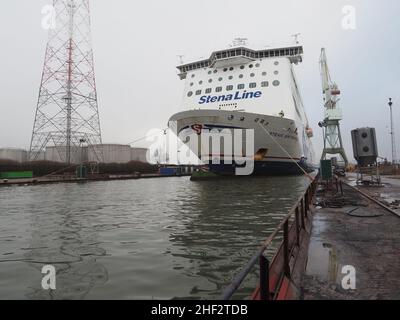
[221,174,319,300]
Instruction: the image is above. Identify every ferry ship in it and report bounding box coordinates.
[169,40,316,176]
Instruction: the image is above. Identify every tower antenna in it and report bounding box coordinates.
[177,55,184,65]
[231,37,248,47]
[291,33,301,44]
[29,0,103,164]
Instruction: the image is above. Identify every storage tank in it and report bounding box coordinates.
[45,146,87,164]
[88,144,131,163]
[0,148,28,162]
[131,147,148,163]
[30,151,46,161]
[351,128,378,167]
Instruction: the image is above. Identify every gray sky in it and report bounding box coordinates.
[0,0,399,162]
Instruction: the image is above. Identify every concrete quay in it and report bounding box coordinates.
[301,176,400,300]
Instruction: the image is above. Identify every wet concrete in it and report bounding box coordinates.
[301,183,400,300]
[358,175,400,214]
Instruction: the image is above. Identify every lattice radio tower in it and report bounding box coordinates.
[29,0,103,164]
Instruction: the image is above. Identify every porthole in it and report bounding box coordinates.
[226,85,233,91]
[260,119,265,124]
[228,115,234,120]
[223,68,228,72]
[190,82,194,86]
[249,82,257,88]
[238,84,245,90]
[262,72,267,76]
[216,87,222,92]
[255,63,260,67]
[240,65,245,69]
[218,77,223,81]
[229,67,234,71]
[239,74,244,79]
[213,70,217,73]
[199,80,203,85]
[274,61,279,66]
[205,88,212,94]
[195,90,202,95]
[240,117,245,121]
[191,74,195,78]
[208,70,212,75]
[229,76,233,80]
[362,132,368,138]
[249,64,254,68]
[255,118,260,122]
[208,79,213,83]
[261,81,269,87]
[363,146,370,152]
[187,91,193,97]
[272,80,280,86]
[274,71,279,75]
[250,73,255,77]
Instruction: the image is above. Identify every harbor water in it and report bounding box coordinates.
[0,176,311,299]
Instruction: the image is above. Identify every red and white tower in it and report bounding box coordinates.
[29,0,103,164]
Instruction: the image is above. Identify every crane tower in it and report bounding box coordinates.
[319,48,348,166]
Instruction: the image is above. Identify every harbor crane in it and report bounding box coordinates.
[318,48,349,167]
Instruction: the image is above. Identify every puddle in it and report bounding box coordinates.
[306,241,342,288]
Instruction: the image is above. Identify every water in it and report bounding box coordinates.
[0,176,311,300]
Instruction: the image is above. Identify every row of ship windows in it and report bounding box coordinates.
[190,61,280,77]
[187,81,280,97]
[224,115,272,124]
[190,71,278,86]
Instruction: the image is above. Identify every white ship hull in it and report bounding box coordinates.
[169,109,315,175]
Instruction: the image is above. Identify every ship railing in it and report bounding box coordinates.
[220,173,319,300]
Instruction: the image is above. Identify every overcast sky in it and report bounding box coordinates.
[0,0,399,163]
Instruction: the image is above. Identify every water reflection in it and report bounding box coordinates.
[23,183,108,299]
[166,176,311,299]
[0,176,312,299]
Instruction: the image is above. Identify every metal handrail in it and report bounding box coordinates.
[221,174,319,300]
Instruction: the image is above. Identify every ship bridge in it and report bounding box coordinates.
[177,45,303,80]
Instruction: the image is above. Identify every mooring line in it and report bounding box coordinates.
[258,124,314,181]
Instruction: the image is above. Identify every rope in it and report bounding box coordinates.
[127,128,168,146]
[258,124,314,181]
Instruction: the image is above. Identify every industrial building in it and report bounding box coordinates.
[45,146,87,164]
[130,147,148,163]
[0,145,149,164]
[0,148,28,163]
[88,144,131,164]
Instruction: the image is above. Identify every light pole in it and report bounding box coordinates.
[388,98,397,165]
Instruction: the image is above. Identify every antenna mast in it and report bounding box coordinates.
[231,37,248,47]
[291,33,301,44]
[29,0,103,164]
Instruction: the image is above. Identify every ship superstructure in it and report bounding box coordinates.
[169,41,315,175]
